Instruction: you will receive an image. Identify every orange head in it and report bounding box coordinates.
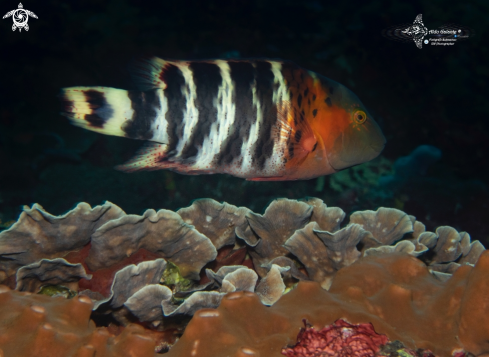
[289,71,386,179]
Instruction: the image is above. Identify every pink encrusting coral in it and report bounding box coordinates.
[282,319,389,357]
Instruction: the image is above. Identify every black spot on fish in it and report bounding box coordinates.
[83,90,114,129]
[123,90,159,140]
[295,130,302,142]
[312,109,318,118]
[180,62,221,161]
[297,94,302,108]
[304,88,309,97]
[329,87,334,95]
[301,109,305,116]
[325,97,332,107]
[312,94,316,101]
[312,142,317,152]
[161,64,186,155]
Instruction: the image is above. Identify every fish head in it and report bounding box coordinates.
[310,76,386,173]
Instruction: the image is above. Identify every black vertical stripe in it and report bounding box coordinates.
[161,64,186,156]
[179,62,222,161]
[122,90,159,140]
[251,60,276,170]
[83,90,113,129]
[215,61,255,166]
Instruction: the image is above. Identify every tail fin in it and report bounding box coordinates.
[60,87,132,138]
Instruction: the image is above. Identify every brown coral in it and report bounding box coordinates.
[165,252,489,357]
[0,285,162,357]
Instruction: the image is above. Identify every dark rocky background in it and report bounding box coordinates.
[1,0,488,245]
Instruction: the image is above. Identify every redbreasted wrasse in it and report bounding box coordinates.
[61,58,385,181]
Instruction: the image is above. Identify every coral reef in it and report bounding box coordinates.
[165,252,489,357]
[282,319,389,357]
[0,285,167,357]
[0,197,488,356]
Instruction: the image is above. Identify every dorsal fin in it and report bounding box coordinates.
[129,57,173,91]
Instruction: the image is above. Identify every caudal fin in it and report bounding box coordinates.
[60,86,133,138]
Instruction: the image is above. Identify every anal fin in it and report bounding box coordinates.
[116,142,209,175]
[116,142,170,172]
[246,176,286,181]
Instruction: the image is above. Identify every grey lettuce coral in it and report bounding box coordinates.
[349,207,414,246]
[86,209,217,280]
[122,263,288,325]
[0,202,124,282]
[177,199,250,250]
[16,258,91,292]
[236,198,313,277]
[284,222,370,289]
[94,259,168,310]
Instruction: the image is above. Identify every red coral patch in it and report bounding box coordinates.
[282,319,388,357]
[64,244,161,297]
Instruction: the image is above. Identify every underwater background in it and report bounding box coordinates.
[0,0,488,246]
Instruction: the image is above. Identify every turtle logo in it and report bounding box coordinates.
[402,14,428,49]
[3,3,38,32]
[382,14,473,49]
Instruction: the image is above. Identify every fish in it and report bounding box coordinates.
[60,57,386,181]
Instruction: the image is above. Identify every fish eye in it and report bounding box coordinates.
[353,110,367,124]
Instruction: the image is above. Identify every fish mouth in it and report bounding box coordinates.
[328,140,386,172]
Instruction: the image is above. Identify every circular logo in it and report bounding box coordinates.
[424,39,429,44]
[12,9,28,28]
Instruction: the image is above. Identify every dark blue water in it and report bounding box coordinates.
[1,0,487,245]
